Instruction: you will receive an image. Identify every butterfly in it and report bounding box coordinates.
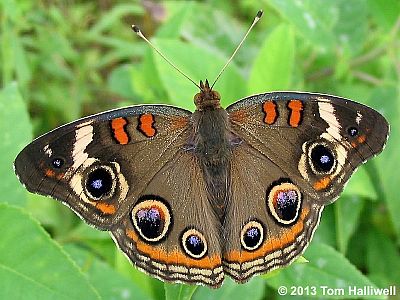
[14,11,389,288]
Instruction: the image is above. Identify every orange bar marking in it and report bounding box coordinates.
[139,114,156,138]
[111,118,129,145]
[288,100,303,127]
[263,101,278,125]
[96,202,116,215]
[313,176,331,191]
[126,229,222,268]
[224,207,309,262]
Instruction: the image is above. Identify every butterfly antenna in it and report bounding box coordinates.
[132,25,201,90]
[210,10,263,90]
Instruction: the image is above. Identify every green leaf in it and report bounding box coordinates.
[88,3,144,35]
[0,204,100,300]
[268,0,368,54]
[151,39,246,110]
[165,283,198,300]
[115,250,164,300]
[64,244,153,300]
[268,0,336,51]
[0,83,32,206]
[108,64,137,100]
[267,243,381,299]
[366,228,400,287]
[367,0,400,31]
[334,195,364,254]
[341,166,377,200]
[248,24,295,93]
[193,277,265,300]
[312,206,336,247]
[156,2,194,38]
[366,87,400,239]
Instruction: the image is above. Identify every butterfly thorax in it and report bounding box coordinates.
[192,80,233,218]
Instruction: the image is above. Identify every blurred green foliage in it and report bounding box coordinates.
[1,1,399,299]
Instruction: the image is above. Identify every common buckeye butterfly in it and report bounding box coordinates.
[14,10,389,288]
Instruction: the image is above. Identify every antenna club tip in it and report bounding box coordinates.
[131,25,140,33]
[256,10,263,19]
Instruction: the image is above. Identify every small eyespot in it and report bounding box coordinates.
[267,180,302,225]
[309,144,335,174]
[240,221,264,251]
[131,198,172,243]
[347,126,359,137]
[181,229,207,259]
[52,158,64,168]
[85,167,114,199]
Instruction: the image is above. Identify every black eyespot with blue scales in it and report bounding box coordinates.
[86,168,113,199]
[181,229,208,259]
[241,221,264,251]
[310,144,335,173]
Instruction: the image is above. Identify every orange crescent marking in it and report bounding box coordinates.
[263,101,278,125]
[111,118,129,145]
[313,176,332,191]
[96,202,116,215]
[288,100,303,127]
[126,228,222,269]
[224,207,309,262]
[139,114,156,138]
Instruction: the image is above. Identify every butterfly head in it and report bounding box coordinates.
[194,79,221,111]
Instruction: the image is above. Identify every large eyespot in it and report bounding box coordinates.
[181,228,207,259]
[131,197,172,243]
[309,143,336,174]
[240,221,264,251]
[84,166,115,200]
[267,180,302,225]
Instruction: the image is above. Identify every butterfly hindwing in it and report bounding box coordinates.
[111,149,224,287]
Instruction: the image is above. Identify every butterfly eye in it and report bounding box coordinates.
[131,198,172,243]
[240,221,264,251]
[181,229,207,259]
[309,144,336,174]
[51,157,64,168]
[267,180,302,225]
[85,167,114,199]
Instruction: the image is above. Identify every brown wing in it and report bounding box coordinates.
[111,150,224,287]
[14,105,193,229]
[223,143,323,282]
[222,92,388,282]
[227,92,389,203]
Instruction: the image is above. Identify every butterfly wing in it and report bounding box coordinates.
[227,92,389,203]
[223,143,323,282]
[14,105,192,229]
[111,149,224,287]
[223,92,389,282]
